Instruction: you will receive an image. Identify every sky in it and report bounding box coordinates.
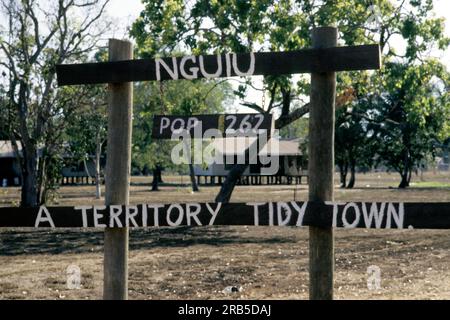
[107,0,450,113]
[432,0,450,67]
[106,0,145,39]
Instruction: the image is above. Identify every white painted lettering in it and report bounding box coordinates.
[361,202,386,228]
[186,203,202,226]
[35,206,55,228]
[199,54,222,78]
[269,202,274,226]
[206,202,222,225]
[155,57,178,81]
[93,205,107,228]
[160,117,170,134]
[291,202,308,226]
[109,205,123,227]
[277,202,292,226]
[180,55,199,79]
[325,202,345,227]
[342,202,361,228]
[167,204,184,226]
[75,205,91,228]
[148,204,164,226]
[386,202,404,229]
[246,202,265,226]
[225,53,232,77]
[126,205,139,227]
[232,53,255,76]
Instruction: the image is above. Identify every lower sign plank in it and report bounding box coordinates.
[0,202,449,229]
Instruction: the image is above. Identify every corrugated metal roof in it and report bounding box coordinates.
[0,140,22,158]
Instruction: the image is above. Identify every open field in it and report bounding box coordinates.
[1,171,450,300]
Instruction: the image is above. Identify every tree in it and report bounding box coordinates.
[322,0,449,188]
[132,81,173,191]
[131,0,449,196]
[131,0,315,130]
[335,99,375,188]
[130,0,357,201]
[64,50,108,199]
[0,0,110,206]
[334,72,377,188]
[65,84,107,198]
[372,60,450,188]
[131,79,233,191]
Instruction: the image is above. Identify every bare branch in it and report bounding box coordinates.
[240,102,266,114]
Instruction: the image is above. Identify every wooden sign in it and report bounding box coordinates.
[56,45,381,86]
[152,114,273,139]
[1,202,449,229]
[53,31,383,300]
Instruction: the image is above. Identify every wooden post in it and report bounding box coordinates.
[103,39,133,300]
[308,27,337,300]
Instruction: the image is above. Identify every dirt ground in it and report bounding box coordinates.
[1,171,450,300]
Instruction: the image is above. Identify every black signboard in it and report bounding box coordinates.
[56,45,381,86]
[1,202,449,229]
[151,114,273,139]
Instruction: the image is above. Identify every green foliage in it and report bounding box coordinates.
[130,0,315,119]
[65,85,108,164]
[280,117,308,138]
[131,79,234,174]
[64,49,109,167]
[371,60,449,186]
[0,0,110,205]
[130,0,450,188]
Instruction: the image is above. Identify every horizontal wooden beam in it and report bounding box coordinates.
[56,45,381,86]
[0,201,449,229]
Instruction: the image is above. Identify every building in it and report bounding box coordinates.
[60,156,103,185]
[193,137,307,185]
[0,140,103,186]
[0,140,22,186]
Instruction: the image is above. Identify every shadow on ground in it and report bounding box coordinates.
[0,226,296,256]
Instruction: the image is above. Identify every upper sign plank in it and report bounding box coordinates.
[56,45,381,86]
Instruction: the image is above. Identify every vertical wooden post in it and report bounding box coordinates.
[308,27,337,300]
[103,39,133,300]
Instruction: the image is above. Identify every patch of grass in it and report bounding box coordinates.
[410,181,450,188]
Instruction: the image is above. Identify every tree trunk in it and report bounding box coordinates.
[83,158,92,180]
[398,151,410,189]
[188,163,199,192]
[151,167,160,191]
[21,151,39,207]
[38,155,47,205]
[398,173,408,188]
[406,167,412,186]
[216,85,351,203]
[215,132,270,203]
[338,162,347,188]
[95,140,102,199]
[142,164,149,176]
[346,160,356,189]
[215,163,248,202]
